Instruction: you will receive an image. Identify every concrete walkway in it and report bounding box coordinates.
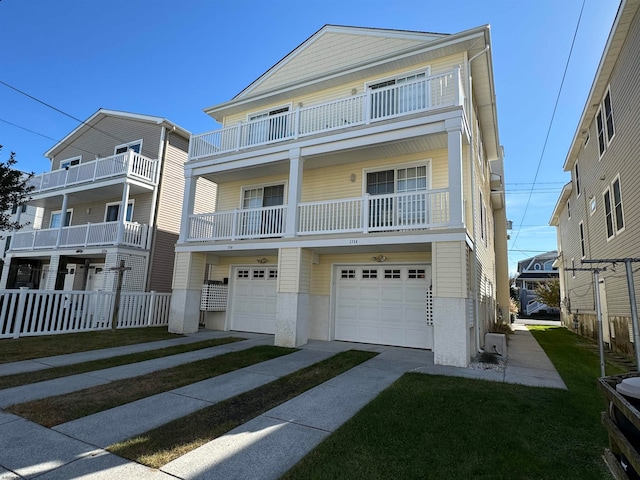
[0,326,565,479]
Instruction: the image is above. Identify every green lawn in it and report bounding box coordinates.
[283,327,626,480]
[0,327,181,363]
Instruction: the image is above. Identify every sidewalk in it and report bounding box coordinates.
[0,327,565,479]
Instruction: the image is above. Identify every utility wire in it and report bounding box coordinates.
[0,80,157,159]
[510,0,586,249]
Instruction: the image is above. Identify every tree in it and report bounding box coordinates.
[534,279,561,308]
[0,145,33,231]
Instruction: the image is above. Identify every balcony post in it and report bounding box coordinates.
[363,194,370,234]
[294,107,301,139]
[285,148,304,238]
[55,193,69,248]
[231,210,238,241]
[454,65,461,106]
[445,118,465,228]
[235,122,243,151]
[116,182,131,245]
[179,169,197,243]
[127,150,134,175]
[84,223,91,247]
[364,90,371,124]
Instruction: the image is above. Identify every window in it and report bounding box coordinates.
[479,191,486,243]
[574,162,581,196]
[247,107,290,144]
[50,209,72,228]
[3,235,11,255]
[534,263,541,271]
[341,269,355,279]
[590,197,596,215]
[596,87,615,158]
[11,204,27,215]
[105,201,134,222]
[237,269,249,278]
[268,269,278,279]
[567,200,571,219]
[384,269,401,279]
[604,177,624,239]
[60,156,81,169]
[241,184,285,236]
[114,140,142,155]
[408,269,426,279]
[362,269,378,279]
[579,222,585,258]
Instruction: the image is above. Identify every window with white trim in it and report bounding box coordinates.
[114,140,142,155]
[590,197,596,215]
[574,162,581,196]
[596,87,615,158]
[604,176,624,239]
[247,106,290,144]
[50,209,72,228]
[369,70,429,119]
[105,201,134,222]
[579,221,585,258]
[567,200,571,219]
[60,156,81,169]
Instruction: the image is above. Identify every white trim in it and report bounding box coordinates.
[246,103,293,122]
[579,220,586,259]
[603,86,615,146]
[611,174,625,235]
[60,156,81,169]
[114,139,143,155]
[239,181,288,209]
[104,200,135,222]
[50,208,73,228]
[363,66,431,90]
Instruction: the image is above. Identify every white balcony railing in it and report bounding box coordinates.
[26,151,158,194]
[187,189,449,242]
[189,69,464,161]
[10,221,148,251]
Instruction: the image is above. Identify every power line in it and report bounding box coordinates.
[510,0,585,250]
[0,80,157,159]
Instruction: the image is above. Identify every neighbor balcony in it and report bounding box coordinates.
[189,68,465,162]
[10,221,149,251]
[187,189,449,242]
[26,151,158,195]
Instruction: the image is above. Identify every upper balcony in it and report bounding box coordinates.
[189,69,465,163]
[26,151,158,201]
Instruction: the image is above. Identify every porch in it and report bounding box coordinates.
[189,68,465,162]
[187,189,450,242]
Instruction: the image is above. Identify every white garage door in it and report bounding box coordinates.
[229,266,278,334]
[335,265,433,349]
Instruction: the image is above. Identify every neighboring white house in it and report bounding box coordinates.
[513,251,559,316]
[1,202,43,267]
[170,24,509,367]
[0,109,214,294]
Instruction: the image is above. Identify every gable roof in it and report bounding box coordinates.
[44,109,190,159]
[235,25,447,99]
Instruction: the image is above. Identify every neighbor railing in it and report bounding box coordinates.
[189,68,464,161]
[0,289,171,339]
[26,151,158,194]
[10,221,148,251]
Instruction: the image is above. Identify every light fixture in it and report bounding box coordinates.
[257,258,268,264]
[372,255,386,263]
[86,207,91,214]
[350,173,356,182]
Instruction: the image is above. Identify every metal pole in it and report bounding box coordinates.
[625,259,640,370]
[593,269,605,377]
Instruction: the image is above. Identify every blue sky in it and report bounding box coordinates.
[0,0,619,274]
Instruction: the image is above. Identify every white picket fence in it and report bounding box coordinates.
[0,288,171,339]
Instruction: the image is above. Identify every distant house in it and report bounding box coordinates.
[513,251,559,316]
[0,109,213,293]
[169,24,509,367]
[0,201,43,264]
[550,0,640,353]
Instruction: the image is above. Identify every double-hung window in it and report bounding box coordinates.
[603,176,624,239]
[369,70,428,119]
[105,201,134,222]
[597,87,615,158]
[50,209,72,228]
[241,184,285,236]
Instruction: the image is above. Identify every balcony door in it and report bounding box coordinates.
[50,209,72,228]
[369,71,427,119]
[241,184,285,236]
[105,202,134,222]
[247,107,289,145]
[367,165,428,229]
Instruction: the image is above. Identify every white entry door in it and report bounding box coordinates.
[229,266,278,334]
[334,264,433,349]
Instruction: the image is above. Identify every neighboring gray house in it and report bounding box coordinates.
[513,251,559,316]
[550,0,640,353]
[1,203,43,262]
[0,109,213,293]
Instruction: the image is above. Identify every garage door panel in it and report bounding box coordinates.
[335,264,432,349]
[229,267,277,335]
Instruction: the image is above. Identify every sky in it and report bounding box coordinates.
[0,0,620,274]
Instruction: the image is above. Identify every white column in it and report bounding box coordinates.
[116,182,131,245]
[46,255,61,290]
[179,169,197,243]
[55,194,69,248]
[275,247,311,347]
[169,251,206,334]
[0,255,11,288]
[285,148,304,238]
[445,118,464,228]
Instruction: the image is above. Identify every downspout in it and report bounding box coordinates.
[467,44,490,354]
[144,125,172,291]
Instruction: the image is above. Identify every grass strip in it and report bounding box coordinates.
[282,327,626,480]
[8,345,294,427]
[109,349,377,468]
[0,337,243,390]
[0,327,182,364]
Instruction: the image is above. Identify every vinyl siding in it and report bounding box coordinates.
[149,132,189,292]
[51,116,162,169]
[278,248,303,293]
[172,251,206,290]
[559,7,640,318]
[225,53,465,126]
[433,241,466,298]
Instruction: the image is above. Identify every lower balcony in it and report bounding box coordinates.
[10,221,149,251]
[187,189,449,241]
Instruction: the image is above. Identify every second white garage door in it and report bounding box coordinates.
[229,266,278,334]
[334,264,433,349]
